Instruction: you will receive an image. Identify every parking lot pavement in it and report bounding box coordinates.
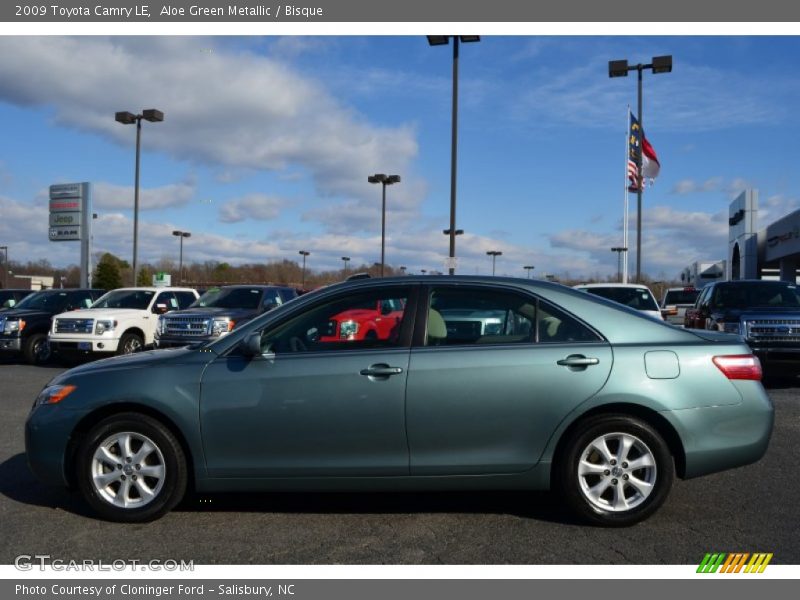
[1,359,799,565]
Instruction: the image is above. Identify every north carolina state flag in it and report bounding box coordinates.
[628,113,660,190]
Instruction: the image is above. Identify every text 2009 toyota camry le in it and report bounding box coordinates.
[26,276,773,525]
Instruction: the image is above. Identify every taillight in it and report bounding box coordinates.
[712,354,762,381]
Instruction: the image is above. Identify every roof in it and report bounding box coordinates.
[573,283,651,290]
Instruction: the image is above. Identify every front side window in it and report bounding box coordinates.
[260,288,411,354]
[174,291,198,309]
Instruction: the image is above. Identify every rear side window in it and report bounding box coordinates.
[583,287,659,312]
[174,291,198,309]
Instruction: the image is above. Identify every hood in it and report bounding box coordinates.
[48,346,216,384]
[53,308,147,320]
[0,308,52,320]
[163,307,259,320]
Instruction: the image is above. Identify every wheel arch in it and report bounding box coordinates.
[550,403,687,484]
[64,402,197,493]
[121,327,147,343]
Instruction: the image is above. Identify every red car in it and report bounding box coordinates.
[319,298,405,342]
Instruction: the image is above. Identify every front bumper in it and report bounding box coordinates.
[25,403,86,488]
[155,335,209,348]
[49,336,120,354]
[0,336,22,352]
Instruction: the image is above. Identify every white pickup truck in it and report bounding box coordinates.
[49,287,199,357]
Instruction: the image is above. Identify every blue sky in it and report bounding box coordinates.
[1,35,799,279]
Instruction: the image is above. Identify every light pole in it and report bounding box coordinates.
[428,35,480,275]
[115,108,164,286]
[609,56,671,283]
[0,245,7,289]
[399,266,407,275]
[421,269,427,275]
[611,246,628,283]
[486,250,502,276]
[341,256,350,277]
[524,265,535,279]
[368,174,401,277]
[172,230,191,284]
[299,250,310,289]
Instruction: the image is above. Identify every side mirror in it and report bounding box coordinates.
[241,332,273,357]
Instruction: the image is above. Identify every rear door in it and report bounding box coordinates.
[406,284,612,475]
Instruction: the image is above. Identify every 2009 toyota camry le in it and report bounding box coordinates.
[25,276,774,525]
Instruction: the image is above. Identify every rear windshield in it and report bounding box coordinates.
[581,287,659,312]
[663,289,700,306]
[713,282,800,309]
[190,287,265,309]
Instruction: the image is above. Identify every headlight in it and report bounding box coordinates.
[720,322,742,335]
[34,384,77,406]
[3,318,25,335]
[339,320,359,340]
[94,320,116,335]
[210,318,235,336]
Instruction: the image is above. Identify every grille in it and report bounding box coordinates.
[55,318,94,334]
[746,318,800,342]
[163,316,210,337]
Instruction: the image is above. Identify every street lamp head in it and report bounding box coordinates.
[486,251,502,257]
[386,175,401,185]
[368,174,387,184]
[651,55,673,74]
[341,256,350,261]
[115,111,137,125]
[608,59,629,78]
[442,229,464,236]
[426,35,449,46]
[142,109,164,122]
[459,36,480,43]
[299,250,310,257]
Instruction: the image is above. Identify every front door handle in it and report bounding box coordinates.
[557,355,600,368]
[360,364,404,378]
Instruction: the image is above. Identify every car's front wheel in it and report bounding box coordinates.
[117,332,144,355]
[76,413,187,522]
[556,414,674,526]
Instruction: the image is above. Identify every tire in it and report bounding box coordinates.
[117,332,144,355]
[23,333,51,365]
[555,414,674,527]
[75,413,187,522]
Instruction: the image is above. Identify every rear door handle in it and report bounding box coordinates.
[360,364,404,378]
[557,355,600,367]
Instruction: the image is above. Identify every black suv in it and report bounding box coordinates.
[155,285,297,348]
[684,279,800,365]
[0,288,105,364]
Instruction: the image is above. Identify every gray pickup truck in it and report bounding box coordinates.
[155,284,298,348]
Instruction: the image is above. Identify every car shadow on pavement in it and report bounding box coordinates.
[177,490,582,525]
[0,453,92,517]
[1,453,581,525]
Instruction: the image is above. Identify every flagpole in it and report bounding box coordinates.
[623,106,630,284]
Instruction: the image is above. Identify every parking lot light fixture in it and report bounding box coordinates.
[341,256,351,277]
[486,250,502,276]
[524,265,535,279]
[299,250,310,289]
[428,35,480,275]
[368,174,401,277]
[608,56,672,283]
[172,230,191,284]
[116,108,164,286]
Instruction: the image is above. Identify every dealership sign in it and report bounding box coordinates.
[48,182,88,242]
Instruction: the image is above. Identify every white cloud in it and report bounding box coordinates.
[92,180,196,211]
[0,37,419,204]
[219,194,286,223]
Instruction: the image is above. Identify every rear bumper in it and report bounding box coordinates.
[663,380,774,479]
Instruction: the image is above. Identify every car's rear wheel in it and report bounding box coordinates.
[23,333,51,365]
[76,413,187,522]
[556,414,674,526]
[117,332,144,355]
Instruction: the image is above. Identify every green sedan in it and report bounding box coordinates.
[25,276,773,525]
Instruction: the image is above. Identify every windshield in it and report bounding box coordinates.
[92,289,155,310]
[581,287,659,312]
[663,289,700,306]
[713,282,800,309]
[10,291,66,311]
[190,287,264,309]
